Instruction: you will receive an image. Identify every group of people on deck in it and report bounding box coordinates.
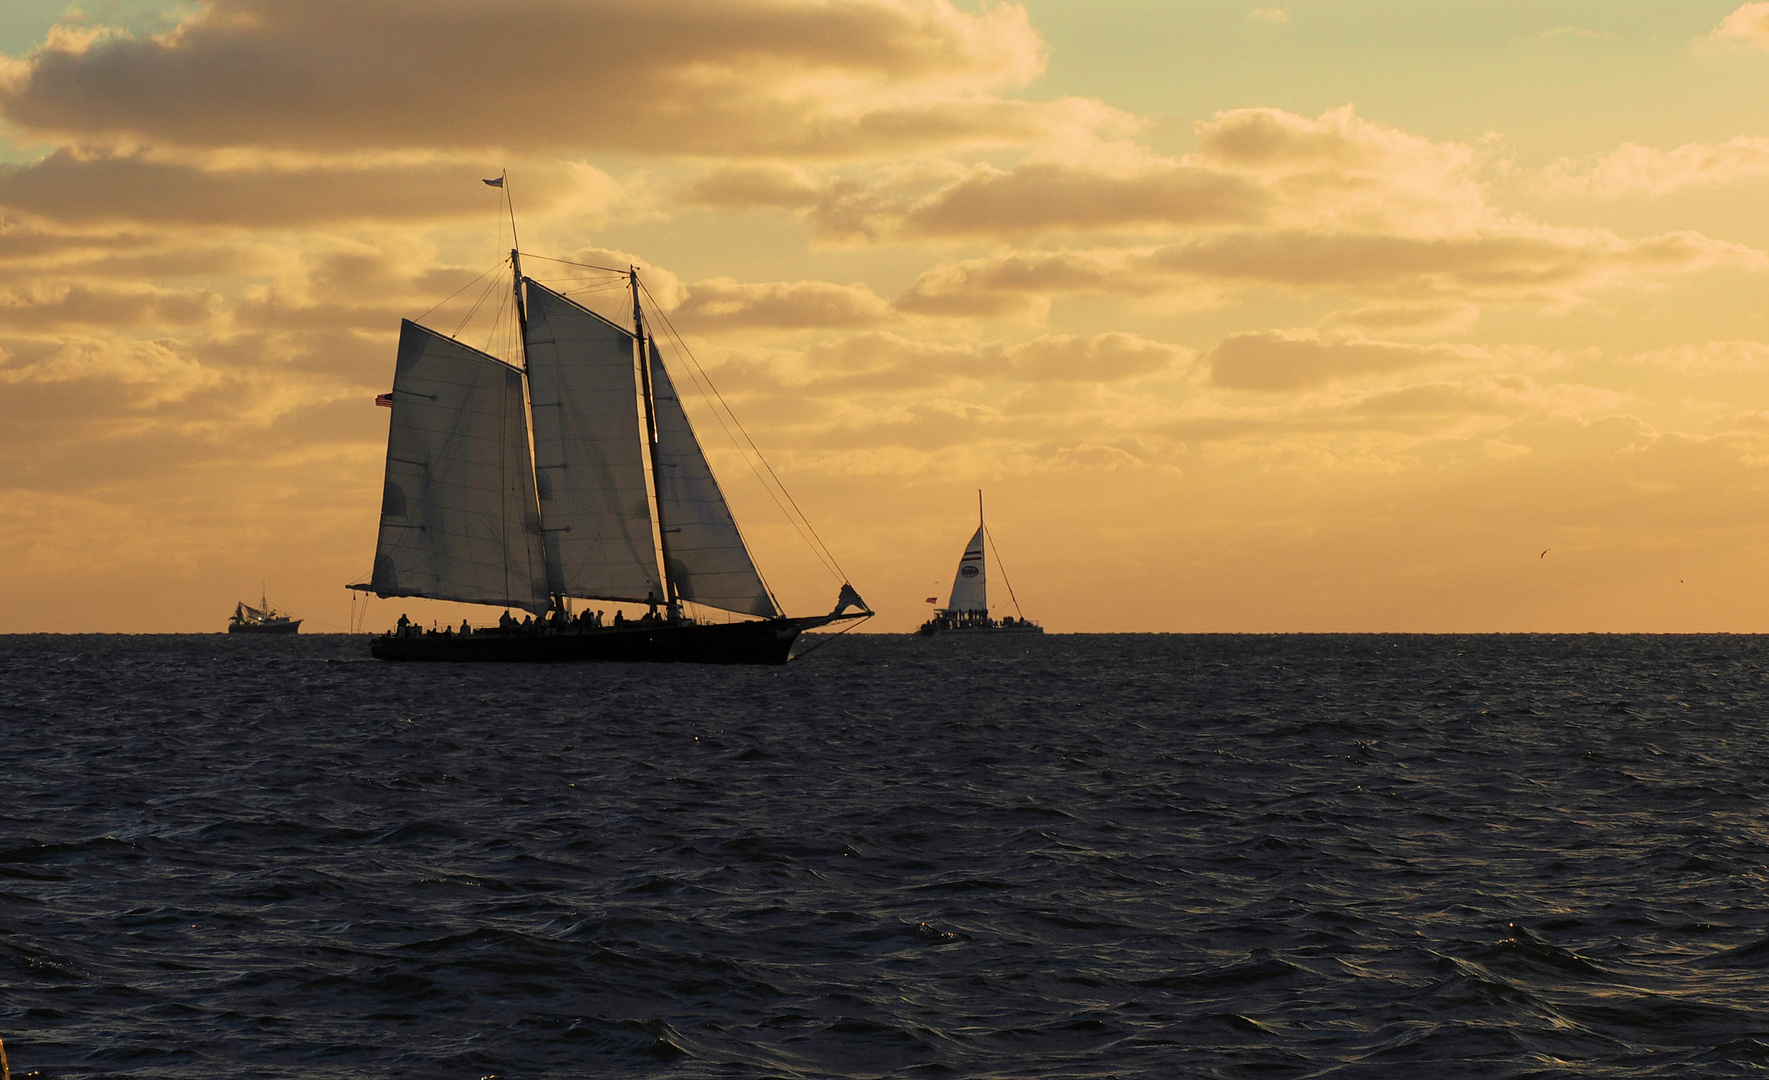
[393,602,678,639]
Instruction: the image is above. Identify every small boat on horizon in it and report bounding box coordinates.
[918,493,1043,636]
[227,591,301,635]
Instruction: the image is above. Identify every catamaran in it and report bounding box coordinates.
[918,493,1043,636]
[352,239,870,664]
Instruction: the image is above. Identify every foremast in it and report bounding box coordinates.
[631,269,681,621]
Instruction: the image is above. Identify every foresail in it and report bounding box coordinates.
[523,282,663,603]
[946,525,987,613]
[648,340,778,617]
[369,321,550,614]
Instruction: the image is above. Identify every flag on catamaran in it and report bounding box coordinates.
[925,597,937,603]
[483,177,504,187]
[375,393,393,407]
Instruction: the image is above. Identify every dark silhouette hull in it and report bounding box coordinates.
[370,615,848,665]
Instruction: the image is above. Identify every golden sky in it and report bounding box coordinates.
[6,0,1769,632]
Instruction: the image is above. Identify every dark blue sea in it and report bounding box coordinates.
[4,633,1769,1078]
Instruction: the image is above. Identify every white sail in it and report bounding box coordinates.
[523,281,664,603]
[369,320,550,613]
[946,524,986,614]
[648,340,778,617]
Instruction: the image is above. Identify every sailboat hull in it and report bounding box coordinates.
[369,616,844,665]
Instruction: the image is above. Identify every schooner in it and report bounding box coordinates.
[353,245,870,664]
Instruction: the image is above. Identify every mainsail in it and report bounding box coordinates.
[946,524,986,614]
[648,340,779,617]
[368,320,550,613]
[523,282,663,603]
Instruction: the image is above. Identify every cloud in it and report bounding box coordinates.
[0,337,223,405]
[1710,3,1769,48]
[1541,137,1769,197]
[1322,301,1481,336]
[692,106,1492,241]
[0,281,214,331]
[0,0,1129,158]
[896,228,1763,318]
[697,330,1191,398]
[680,165,824,210]
[0,150,615,227]
[672,277,894,331]
[1619,340,1769,373]
[1207,330,1486,392]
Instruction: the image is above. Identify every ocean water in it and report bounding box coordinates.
[3,633,1769,1078]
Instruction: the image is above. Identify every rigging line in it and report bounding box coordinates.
[638,278,850,583]
[453,265,507,340]
[645,298,843,585]
[520,253,630,274]
[984,524,1026,620]
[413,258,505,325]
[483,285,511,356]
[648,305,844,588]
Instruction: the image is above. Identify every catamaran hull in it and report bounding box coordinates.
[917,624,1044,637]
[370,616,839,665]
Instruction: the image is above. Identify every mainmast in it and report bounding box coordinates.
[511,248,528,353]
[501,169,528,364]
[632,268,680,620]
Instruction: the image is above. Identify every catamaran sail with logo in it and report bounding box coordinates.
[918,493,1042,636]
[352,243,870,664]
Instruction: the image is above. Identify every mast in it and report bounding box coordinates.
[632,268,680,620]
[503,170,528,362]
[511,248,528,351]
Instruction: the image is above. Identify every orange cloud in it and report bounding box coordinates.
[0,0,1126,158]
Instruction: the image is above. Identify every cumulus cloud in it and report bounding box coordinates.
[0,0,1128,158]
[1710,3,1769,48]
[1542,137,1769,198]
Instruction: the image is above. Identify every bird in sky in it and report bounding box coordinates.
[1540,549,1550,559]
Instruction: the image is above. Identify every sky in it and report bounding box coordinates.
[5,0,1769,633]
